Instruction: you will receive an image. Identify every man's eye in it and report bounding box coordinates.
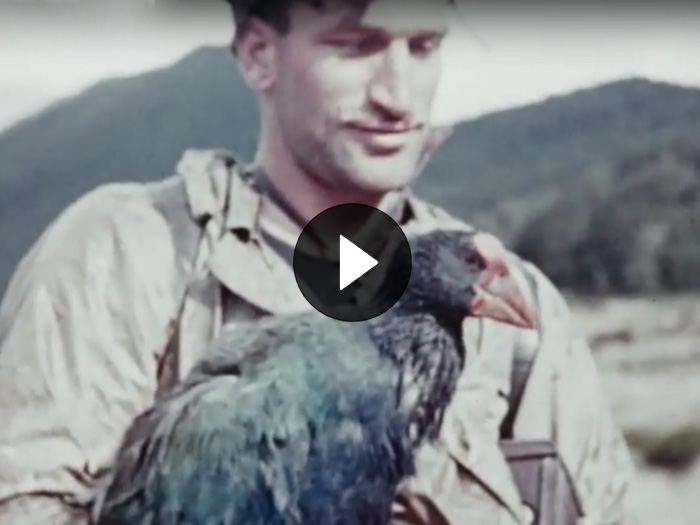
[324,32,388,55]
[339,35,387,55]
[409,35,444,56]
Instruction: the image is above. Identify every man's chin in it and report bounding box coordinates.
[346,153,422,194]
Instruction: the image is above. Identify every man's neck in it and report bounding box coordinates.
[256,154,406,242]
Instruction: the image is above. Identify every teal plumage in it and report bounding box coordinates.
[95,230,514,525]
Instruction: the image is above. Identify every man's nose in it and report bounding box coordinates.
[367,41,413,121]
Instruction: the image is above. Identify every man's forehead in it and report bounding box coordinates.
[294,0,453,34]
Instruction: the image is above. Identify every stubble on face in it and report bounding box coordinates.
[272,0,450,197]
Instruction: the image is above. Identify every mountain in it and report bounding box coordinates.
[2,45,700,295]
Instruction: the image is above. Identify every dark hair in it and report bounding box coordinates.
[228,0,455,36]
[228,0,324,35]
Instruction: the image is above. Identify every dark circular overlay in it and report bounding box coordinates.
[293,204,412,322]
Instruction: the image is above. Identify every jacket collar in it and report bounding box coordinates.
[194,151,426,317]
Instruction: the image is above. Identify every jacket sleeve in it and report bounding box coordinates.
[515,260,637,525]
[0,184,180,524]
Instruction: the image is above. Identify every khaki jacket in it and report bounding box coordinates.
[0,149,635,525]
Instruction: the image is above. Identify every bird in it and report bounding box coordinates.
[93,229,536,525]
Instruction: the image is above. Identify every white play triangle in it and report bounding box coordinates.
[339,235,378,290]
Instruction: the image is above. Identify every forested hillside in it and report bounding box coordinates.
[1,46,699,295]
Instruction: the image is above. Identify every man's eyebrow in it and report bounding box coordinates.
[324,13,381,33]
[321,15,448,37]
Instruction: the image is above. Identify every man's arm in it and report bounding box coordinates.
[0,184,179,524]
[515,260,637,524]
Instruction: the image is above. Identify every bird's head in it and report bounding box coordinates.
[400,229,537,330]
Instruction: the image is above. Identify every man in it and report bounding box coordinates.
[0,0,635,523]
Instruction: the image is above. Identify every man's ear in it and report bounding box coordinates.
[231,18,278,92]
[423,126,454,155]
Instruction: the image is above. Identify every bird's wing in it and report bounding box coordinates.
[184,313,323,381]
[95,373,313,525]
[95,316,408,525]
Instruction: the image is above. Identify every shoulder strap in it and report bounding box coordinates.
[144,150,246,393]
[147,174,205,280]
[145,174,206,395]
[499,265,542,440]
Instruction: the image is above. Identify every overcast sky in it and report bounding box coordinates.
[1,2,699,132]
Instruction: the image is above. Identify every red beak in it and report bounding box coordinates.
[469,234,538,330]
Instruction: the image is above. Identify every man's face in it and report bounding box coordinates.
[269,0,450,195]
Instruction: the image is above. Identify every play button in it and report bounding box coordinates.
[293,203,412,322]
[339,235,378,290]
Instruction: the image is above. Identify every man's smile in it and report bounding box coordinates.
[344,121,423,154]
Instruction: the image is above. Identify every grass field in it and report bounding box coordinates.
[569,294,700,524]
